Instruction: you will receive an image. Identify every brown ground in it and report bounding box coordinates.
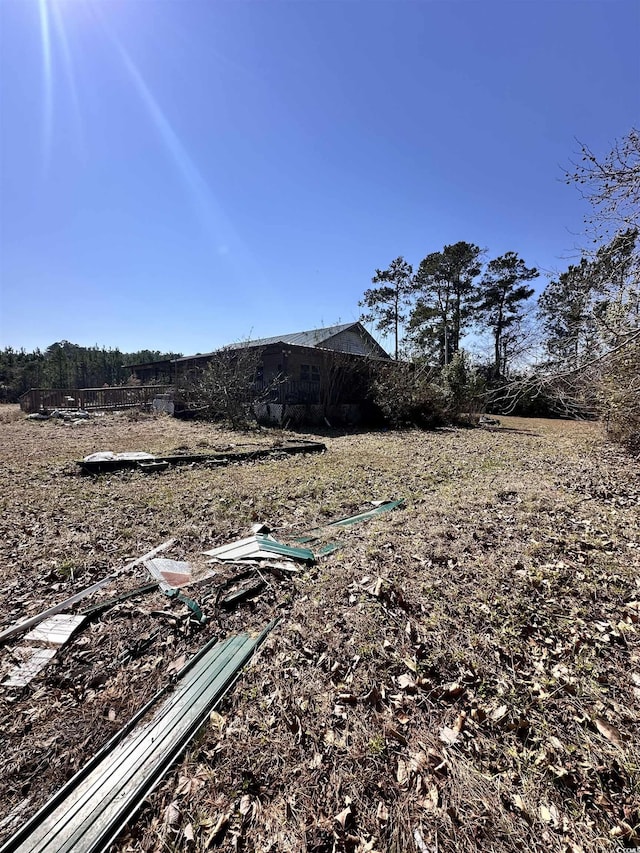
[0,406,638,852]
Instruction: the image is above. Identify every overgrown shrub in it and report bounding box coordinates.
[601,339,640,454]
[441,352,486,420]
[368,364,445,428]
[175,347,266,429]
[369,354,487,429]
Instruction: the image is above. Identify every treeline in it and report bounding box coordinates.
[0,341,182,403]
[360,127,639,450]
[360,245,539,375]
[361,227,638,379]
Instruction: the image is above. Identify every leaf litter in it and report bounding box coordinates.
[0,408,639,852]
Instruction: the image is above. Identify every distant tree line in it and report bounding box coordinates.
[0,342,181,403]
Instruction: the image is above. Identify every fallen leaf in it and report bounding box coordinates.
[593,716,623,749]
[309,752,323,769]
[384,723,408,745]
[376,801,389,823]
[397,673,416,691]
[396,758,409,786]
[610,821,640,843]
[441,681,465,700]
[452,711,466,734]
[239,795,252,818]
[539,803,560,828]
[413,828,431,852]
[490,704,509,723]
[439,726,458,745]
[421,782,439,812]
[334,799,352,828]
[209,710,226,733]
[204,813,229,849]
[163,801,180,828]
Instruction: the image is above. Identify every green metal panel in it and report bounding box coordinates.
[326,500,404,527]
[293,500,404,545]
[254,536,315,561]
[1,621,277,853]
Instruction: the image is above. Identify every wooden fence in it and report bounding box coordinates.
[19,386,172,414]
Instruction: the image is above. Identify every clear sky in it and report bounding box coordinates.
[0,0,638,356]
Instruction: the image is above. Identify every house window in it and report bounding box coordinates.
[300,364,320,382]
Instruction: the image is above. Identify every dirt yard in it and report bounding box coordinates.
[0,406,638,852]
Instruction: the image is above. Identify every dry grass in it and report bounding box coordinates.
[0,405,638,852]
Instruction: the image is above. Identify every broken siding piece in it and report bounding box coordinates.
[0,621,278,853]
[295,500,404,541]
[0,578,111,644]
[204,535,314,563]
[78,441,326,473]
[2,649,57,688]
[23,614,87,646]
[2,614,87,688]
[144,558,193,590]
[326,499,404,528]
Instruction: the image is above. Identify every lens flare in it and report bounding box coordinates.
[50,0,85,158]
[38,0,53,170]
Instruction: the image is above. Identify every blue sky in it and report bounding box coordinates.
[0,0,638,356]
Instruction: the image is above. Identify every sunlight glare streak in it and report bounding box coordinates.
[38,0,54,171]
[99,18,251,267]
[50,0,85,159]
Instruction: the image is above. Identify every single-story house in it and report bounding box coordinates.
[124,322,391,424]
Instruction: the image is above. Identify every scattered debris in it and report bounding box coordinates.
[0,539,175,644]
[2,614,86,687]
[220,579,267,609]
[294,500,404,552]
[77,440,326,473]
[0,577,110,644]
[138,459,170,473]
[81,583,160,618]
[22,613,86,645]
[1,648,58,688]
[0,621,278,853]
[479,414,500,427]
[204,534,315,564]
[144,558,193,590]
[163,589,206,623]
[326,499,404,527]
[26,410,91,422]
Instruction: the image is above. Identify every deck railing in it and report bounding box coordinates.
[19,386,172,413]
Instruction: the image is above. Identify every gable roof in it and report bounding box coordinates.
[174,322,389,362]
[224,322,356,350]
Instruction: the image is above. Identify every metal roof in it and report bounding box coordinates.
[175,322,387,362]
[222,322,357,350]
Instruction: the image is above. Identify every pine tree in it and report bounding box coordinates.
[475,252,538,375]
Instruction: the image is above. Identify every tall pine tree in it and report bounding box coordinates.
[475,252,538,375]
